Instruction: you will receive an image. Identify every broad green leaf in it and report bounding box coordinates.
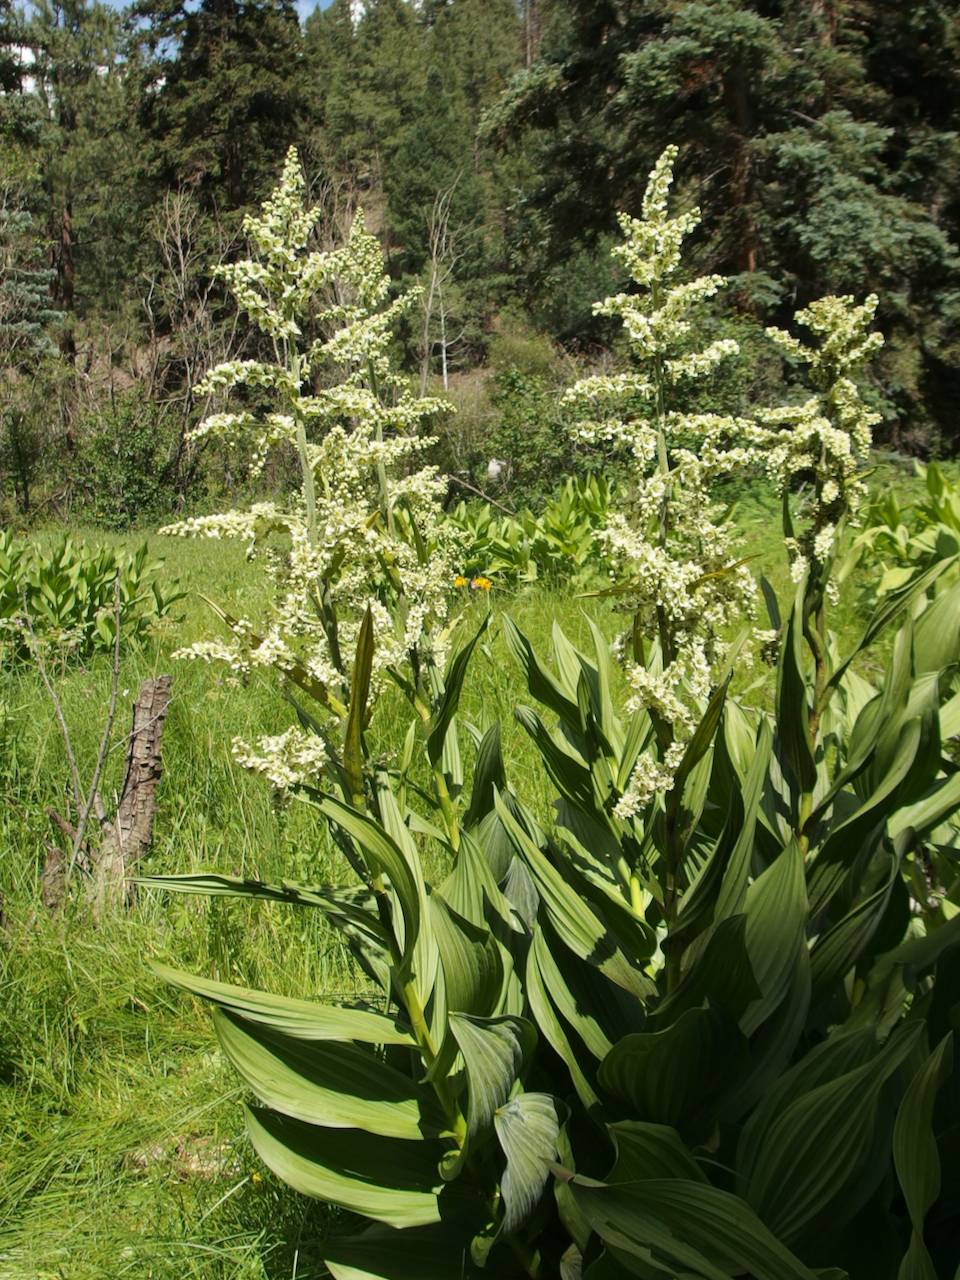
[515,704,596,811]
[214,1010,444,1138]
[565,1170,817,1280]
[464,720,507,829]
[427,616,489,766]
[891,770,960,839]
[775,594,817,797]
[374,777,439,1006]
[322,1224,485,1280]
[140,874,387,946]
[809,849,901,1001]
[665,676,729,840]
[741,839,809,1035]
[316,795,421,977]
[744,1021,923,1243]
[737,1028,881,1177]
[599,1007,738,1128]
[605,1121,706,1184]
[344,606,375,805]
[430,893,503,1021]
[586,617,624,753]
[245,1106,445,1227]
[503,615,580,721]
[531,923,643,1060]
[495,1092,560,1232]
[714,718,773,921]
[894,1034,954,1280]
[650,915,760,1031]
[525,934,599,1108]
[759,574,781,632]
[494,791,653,999]
[153,964,413,1043]
[450,1013,536,1136]
[830,557,956,690]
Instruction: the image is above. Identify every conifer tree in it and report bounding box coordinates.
[133,0,306,214]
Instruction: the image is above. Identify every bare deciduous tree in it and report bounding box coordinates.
[420,181,467,395]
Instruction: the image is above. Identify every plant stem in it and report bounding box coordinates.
[290,346,318,546]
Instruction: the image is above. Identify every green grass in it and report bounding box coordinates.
[0,476,905,1277]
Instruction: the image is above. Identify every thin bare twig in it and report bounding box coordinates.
[447,474,517,516]
[67,574,123,875]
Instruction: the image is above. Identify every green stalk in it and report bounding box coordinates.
[369,868,467,1144]
[290,345,319,547]
[412,691,461,852]
[366,356,395,537]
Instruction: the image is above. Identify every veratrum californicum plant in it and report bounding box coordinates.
[162,149,460,788]
[563,145,759,817]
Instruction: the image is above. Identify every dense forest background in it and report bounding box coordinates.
[1,0,958,526]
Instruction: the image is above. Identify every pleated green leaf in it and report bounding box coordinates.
[494,791,653,999]
[741,838,809,1035]
[565,1171,818,1280]
[744,1021,923,1243]
[525,932,599,1108]
[894,1033,954,1280]
[213,1010,445,1139]
[431,892,503,1021]
[427,616,489,767]
[450,1013,536,1136]
[776,595,817,796]
[316,794,422,976]
[141,875,387,946]
[322,1224,486,1280]
[495,1092,560,1233]
[464,720,507,830]
[605,1121,706,1184]
[503,615,580,721]
[153,963,414,1044]
[245,1106,445,1228]
[598,1007,735,1128]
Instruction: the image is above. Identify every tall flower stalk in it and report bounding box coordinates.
[563,146,757,823]
[162,149,461,792]
[756,295,884,843]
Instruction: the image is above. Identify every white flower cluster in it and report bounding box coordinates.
[161,148,461,786]
[614,741,686,821]
[563,146,758,814]
[232,727,327,791]
[755,294,883,583]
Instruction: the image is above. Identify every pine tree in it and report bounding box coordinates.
[23,0,141,352]
[133,0,306,214]
[0,200,64,512]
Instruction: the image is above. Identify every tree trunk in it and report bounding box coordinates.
[722,61,759,279]
[92,676,173,912]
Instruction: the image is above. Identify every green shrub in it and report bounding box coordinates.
[78,391,178,530]
[449,473,615,587]
[851,461,960,598]
[0,530,184,661]
[485,368,574,505]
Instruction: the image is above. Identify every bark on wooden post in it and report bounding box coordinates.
[92,675,173,911]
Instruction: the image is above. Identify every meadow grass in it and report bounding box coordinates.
[0,474,911,1277]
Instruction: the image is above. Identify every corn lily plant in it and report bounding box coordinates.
[146,149,960,1280]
